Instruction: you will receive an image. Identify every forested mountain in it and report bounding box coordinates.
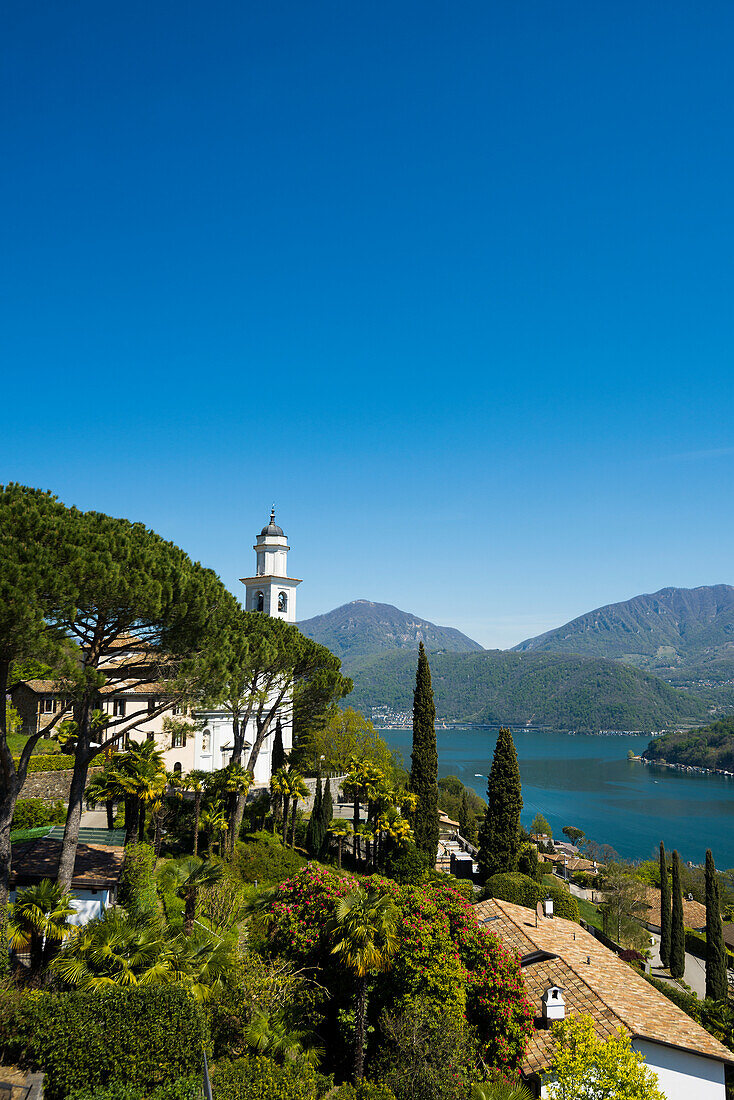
[513,585,734,683]
[346,649,708,732]
[298,600,483,668]
[643,716,734,772]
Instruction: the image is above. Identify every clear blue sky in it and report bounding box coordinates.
[3,2,734,647]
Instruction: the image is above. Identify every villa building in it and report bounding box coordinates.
[12,511,300,786]
[475,896,733,1099]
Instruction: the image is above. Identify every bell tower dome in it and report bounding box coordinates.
[240,509,301,622]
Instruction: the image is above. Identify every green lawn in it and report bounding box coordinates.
[576,895,604,932]
[7,733,62,756]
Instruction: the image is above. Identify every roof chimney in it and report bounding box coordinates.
[543,897,554,919]
[541,985,566,1027]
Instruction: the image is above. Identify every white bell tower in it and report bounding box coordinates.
[240,509,301,622]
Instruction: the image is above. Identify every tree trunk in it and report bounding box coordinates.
[138,800,146,842]
[291,799,298,848]
[193,792,201,857]
[153,810,164,857]
[124,796,138,846]
[337,837,343,868]
[353,799,360,863]
[184,885,196,936]
[353,974,367,1081]
[56,747,92,889]
[105,800,114,831]
[282,796,291,845]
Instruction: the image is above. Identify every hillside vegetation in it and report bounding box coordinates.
[643,715,734,771]
[347,649,708,732]
[299,599,482,666]
[513,584,734,684]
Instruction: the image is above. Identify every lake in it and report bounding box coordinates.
[379,727,734,868]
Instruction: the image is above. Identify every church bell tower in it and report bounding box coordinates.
[240,509,301,622]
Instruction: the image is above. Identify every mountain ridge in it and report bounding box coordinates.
[298,599,483,668]
[512,584,734,683]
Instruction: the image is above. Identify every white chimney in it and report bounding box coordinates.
[541,985,566,1026]
[543,897,554,918]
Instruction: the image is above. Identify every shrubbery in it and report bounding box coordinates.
[118,843,157,917]
[67,1080,201,1100]
[14,755,76,773]
[546,884,580,922]
[236,831,308,885]
[209,1055,330,1100]
[11,798,65,830]
[0,987,207,1100]
[685,928,734,967]
[383,843,428,885]
[485,872,539,909]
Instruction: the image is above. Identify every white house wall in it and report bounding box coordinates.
[632,1039,726,1100]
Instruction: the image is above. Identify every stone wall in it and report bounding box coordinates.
[21,767,103,803]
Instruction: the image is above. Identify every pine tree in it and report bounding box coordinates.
[319,778,334,857]
[670,850,685,979]
[659,841,671,969]
[409,644,439,864]
[478,727,523,880]
[305,774,323,857]
[272,718,286,774]
[705,849,728,1001]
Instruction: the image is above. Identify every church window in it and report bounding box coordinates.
[171,727,187,748]
[278,591,288,613]
[113,699,126,717]
[256,591,264,613]
[202,729,211,752]
[173,762,182,775]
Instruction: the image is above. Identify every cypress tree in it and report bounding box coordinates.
[319,779,334,858]
[670,850,685,979]
[305,774,323,857]
[478,727,523,880]
[272,719,286,774]
[409,643,439,865]
[705,849,728,1001]
[659,841,671,969]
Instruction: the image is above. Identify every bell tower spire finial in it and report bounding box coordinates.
[270,505,276,525]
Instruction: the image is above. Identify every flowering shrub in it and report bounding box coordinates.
[266,863,356,961]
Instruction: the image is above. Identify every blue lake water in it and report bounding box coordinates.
[379,727,734,868]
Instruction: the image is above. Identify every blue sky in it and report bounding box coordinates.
[3,2,733,647]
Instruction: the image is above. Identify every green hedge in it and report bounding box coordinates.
[0,986,207,1100]
[485,872,540,909]
[11,799,66,830]
[209,1056,331,1100]
[685,928,734,967]
[68,1079,202,1100]
[641,973,700,1021]
[332,1085,396,1100]
[384,843,429,885]
[545,883,580,922]
[15,755,76,773]
[119,844,157,917]
[236,832,308,885]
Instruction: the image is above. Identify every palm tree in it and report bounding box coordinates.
[51,909,172,989]
[85,770,120,830]
[329,884,399,1081]
[222,763,253,856]
[180,769,210,856]
[158,855,224,935]
[199,803,229,857]
[51,909,235,1001]
[470,1080,534,1100]
[99,740,167,844]
[244,1009,323,1068]
[8,879,75,975]
[270,768,291,842]
[287,772,310,849]
[328,819,353,868]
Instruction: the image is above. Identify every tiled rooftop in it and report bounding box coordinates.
[475,897,734,1069]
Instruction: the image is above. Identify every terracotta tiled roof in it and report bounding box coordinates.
[14,679,173,699]
[12,680,66,693]
[474,897,734,1068]
[723,923,734,950]
[10,839,123,890]
[641,886,707,930]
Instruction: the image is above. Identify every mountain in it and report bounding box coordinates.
[298,600,483,668]
[345,649,708,732]
[512,585,734,684]
[643,715,734,772]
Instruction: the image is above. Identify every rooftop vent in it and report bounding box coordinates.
[541,985,565,1026]
[543,897,554,918]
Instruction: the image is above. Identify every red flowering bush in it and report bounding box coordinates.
[261,868,533,1076]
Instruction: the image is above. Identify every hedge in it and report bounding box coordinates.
[0,986,207,1100]
[11,799,66,830]
[68,1079,202,1100]
[685,928,734,968]
[485,872,540,910]
[119,844,157,917]
[14,755,76,773]
[546,884,580,922]
[209,1056,331,1100]
[236,831,308,885]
